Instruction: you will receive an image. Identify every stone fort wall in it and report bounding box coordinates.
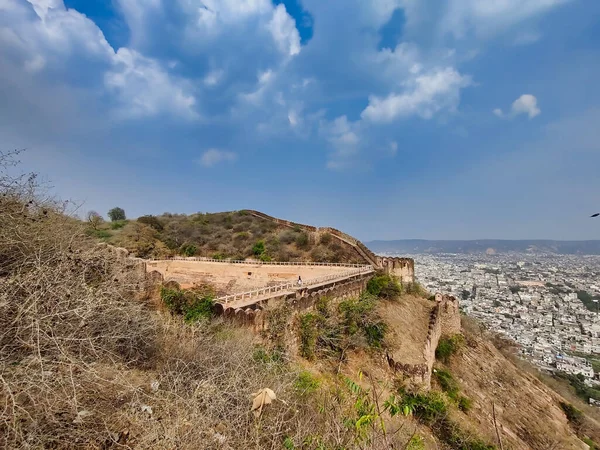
[386,293,461,389]
[244,210,415,283]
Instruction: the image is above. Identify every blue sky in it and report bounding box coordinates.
[1,0,599,240]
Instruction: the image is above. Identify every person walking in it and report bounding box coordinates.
[297,275,302,287]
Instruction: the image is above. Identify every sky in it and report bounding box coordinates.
[1,0,600,241]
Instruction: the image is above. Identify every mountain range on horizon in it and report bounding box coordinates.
[365,239,600,255]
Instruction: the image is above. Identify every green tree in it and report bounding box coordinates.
[137,215,163,231]
[253,240,265,256]
[108,207,126,222]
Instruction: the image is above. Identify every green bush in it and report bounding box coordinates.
[180,243,197,257]
[363,322,387,348]
[319,233,332,245]
[212,252,225,260]
[160,286,214,323]
[259,253,272,262]
[436,334,465,364]
[299,313,320,360]
[294,371,320,395]
[458,396,472,413]
[110,219,128,230]
[560,401,584,428]
[399,391,448,425]
[406,435,425,450]
[87,229,111,240]
[367,273,401,299]
[137,215,163,231]
[252,240,265,256]
[252,347,284,365]
[295,232,310,249]
[184,297,214,323]
[434,368,459,401]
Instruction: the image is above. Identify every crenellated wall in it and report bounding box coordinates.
[214,275,370,331]
[378,257,415,284]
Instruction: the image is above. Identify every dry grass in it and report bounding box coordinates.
[0,152,420,449]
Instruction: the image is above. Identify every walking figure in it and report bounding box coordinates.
[297,276,303,287]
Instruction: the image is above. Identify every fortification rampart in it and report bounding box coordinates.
[378,257,415,284]
[244,210,414,282]
[213,274,370,331]
[386,293,462,389]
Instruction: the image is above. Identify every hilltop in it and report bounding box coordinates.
[90,210,367,264]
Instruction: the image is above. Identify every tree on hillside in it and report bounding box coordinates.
[86,210,103,230]
[108,207,126,222]
[137,215,163,231]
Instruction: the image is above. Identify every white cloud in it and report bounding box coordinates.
[288,110,299,127]
[494,94,541,119]
[322,116,361,170]
[442,0,572,38]
[203,69,224,86]
[361,67,472,123]
[197,149,238,167]
[388,141,398,156]
[105,48,197,120]
[512,94,541,118]
[268,4,301,56]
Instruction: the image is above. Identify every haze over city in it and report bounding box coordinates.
[1,0,600,240]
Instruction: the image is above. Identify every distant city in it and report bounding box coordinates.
[375,244,600,390]
[366,239,600,255]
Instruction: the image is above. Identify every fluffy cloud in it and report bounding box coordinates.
[512,94,541,118]
[197,149,238,167]
[1,0,198,121]
[267,4,301,57]
[361,67,472,123]
[494,94,541,119]
[105,48,197,120]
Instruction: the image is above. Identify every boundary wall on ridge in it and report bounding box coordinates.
[244,210,415,283]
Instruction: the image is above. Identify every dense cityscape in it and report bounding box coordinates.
[383,251,600,391]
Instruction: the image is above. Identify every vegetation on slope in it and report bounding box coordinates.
[87,209,366,263]
[1,151,420,449]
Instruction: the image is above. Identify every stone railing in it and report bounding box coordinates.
[217,266,374,304]
[149,256,369,268]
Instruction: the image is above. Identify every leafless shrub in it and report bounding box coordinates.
[0,152,158,447]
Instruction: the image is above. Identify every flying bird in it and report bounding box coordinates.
[591,213,600,218]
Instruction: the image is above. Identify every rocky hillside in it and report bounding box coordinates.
[91,210,366,263]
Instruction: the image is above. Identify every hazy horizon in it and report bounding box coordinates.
[2,0,600,241]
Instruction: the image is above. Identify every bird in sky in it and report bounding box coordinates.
[591,213,600,218]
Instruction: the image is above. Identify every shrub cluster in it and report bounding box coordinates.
[367,273,402,299]
[160,286,214,323]
[298,294,387,362]
[436,334,465,364]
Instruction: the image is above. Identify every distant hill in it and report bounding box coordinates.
[365,239,600,255]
